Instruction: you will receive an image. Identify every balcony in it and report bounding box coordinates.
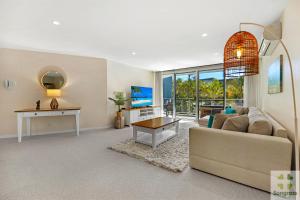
[163,98,243,118]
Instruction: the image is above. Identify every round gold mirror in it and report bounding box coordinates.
[41,71,65,89]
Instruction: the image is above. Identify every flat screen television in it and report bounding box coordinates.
[131,86,153,108]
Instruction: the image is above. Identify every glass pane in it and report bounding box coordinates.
[226,76,244,107]
[162,74,174,117]
[175,72,196,118]
[198,70,224,120]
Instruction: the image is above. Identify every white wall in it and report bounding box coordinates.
[106,60,154,125]
[260,0,300,164]
[0,49,155,137]
[0,48,109,137]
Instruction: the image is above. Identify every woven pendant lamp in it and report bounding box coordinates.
[224,31,259,77]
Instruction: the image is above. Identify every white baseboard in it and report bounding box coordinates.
[0,125,113,139]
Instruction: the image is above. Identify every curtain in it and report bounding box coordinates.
[244,74,261,108]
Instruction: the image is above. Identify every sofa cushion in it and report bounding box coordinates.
[243,107,249,115]
[233,106,249,115]
[212,113,238,129]
[248,107,263,118]
[264,113,288,138]
[222,115,249,132]
[248,115,272,136]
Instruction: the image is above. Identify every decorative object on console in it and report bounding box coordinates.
[268,55,283,94]
[225,22,299,191]
[40,71,65,110]
[108,92,129,129]
[47,89,61,109]
[36,100,40,110]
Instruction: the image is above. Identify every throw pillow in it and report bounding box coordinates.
[243,107,249,114]
[224,106,236,114]
[233,106,249,115]
[207,115,214,128]
[248,116,272,136]
[212,113,238,129]
[222,115,249,132]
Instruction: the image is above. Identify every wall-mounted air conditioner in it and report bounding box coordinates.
[259,39,280,56]
[259,22,282,56]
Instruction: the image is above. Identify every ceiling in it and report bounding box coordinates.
[0,0,288,71]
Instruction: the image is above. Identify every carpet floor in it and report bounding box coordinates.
[0,121,269,200]
[109,120,194,172]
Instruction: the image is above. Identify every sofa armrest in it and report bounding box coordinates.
[189,127,292,175]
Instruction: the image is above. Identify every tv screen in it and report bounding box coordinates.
[131,86,153,108]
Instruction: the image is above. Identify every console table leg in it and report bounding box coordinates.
[17,115,23,143]
[175,122,179,135]
[26,118,31,136]
[75,113,80,136]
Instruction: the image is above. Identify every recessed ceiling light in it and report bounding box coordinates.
[201,33,208,37]
[52,20,61,26]
[131,52,136,55]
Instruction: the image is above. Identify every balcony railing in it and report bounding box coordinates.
[163,98,243,117]
[225,99,244,107]
[175,98,196,117]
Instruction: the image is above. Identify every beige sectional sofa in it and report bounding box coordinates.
[189,107,293,192]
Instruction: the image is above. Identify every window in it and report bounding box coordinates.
[225,76,244,107]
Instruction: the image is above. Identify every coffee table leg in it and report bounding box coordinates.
[152,132,156,150]
[133,126,137,141]
[175,121,179,135]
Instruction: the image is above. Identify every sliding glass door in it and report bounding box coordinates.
[198,70,224,120]
[226,76,244,107]
[175,72,196,118]
[161,67,244,121]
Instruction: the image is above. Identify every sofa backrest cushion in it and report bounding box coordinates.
[264,113,288,138]
[248,107,272,136]
[212,113,238,129]
[222,115,249,132]
[233,106,249,115]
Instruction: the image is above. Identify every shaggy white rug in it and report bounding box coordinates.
[108,120,198,172]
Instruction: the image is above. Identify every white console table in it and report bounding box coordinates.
[15,107,81,143]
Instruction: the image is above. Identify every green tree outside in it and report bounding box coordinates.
[172,74,244,116]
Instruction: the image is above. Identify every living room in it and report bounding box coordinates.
[0,0,299,199]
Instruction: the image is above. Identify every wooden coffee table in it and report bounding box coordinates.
[132,117,180,149]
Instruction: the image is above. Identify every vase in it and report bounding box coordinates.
[115,111,125,129]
